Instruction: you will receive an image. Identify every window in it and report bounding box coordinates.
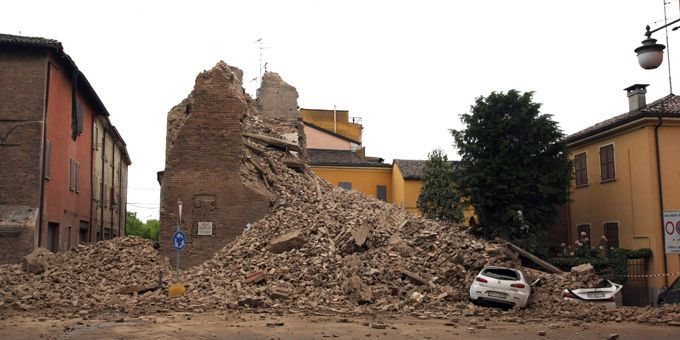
[69,159,75,191]
[481,268,520,281]
[574,152,588,186]
[338,182,352,190]
[599,144,615,181]
[577,224,591,246]
[376,185,387,201]
[604,222,619,248]
[44,140,51,179]
[75,161,80,193]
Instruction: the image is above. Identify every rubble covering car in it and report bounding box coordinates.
[469,266,533,308]
[562,279,622,307]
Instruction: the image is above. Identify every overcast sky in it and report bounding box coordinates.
[2,1,678,221]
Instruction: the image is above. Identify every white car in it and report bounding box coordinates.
[469,266,532,308]
[562,279,622,307]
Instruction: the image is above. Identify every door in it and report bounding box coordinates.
[47,222,60,252]
[79,220,90,244]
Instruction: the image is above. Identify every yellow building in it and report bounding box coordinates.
[308,149,393,201]
[566,84,680,305]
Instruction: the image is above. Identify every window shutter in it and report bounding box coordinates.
[76,101,84,136]
[45,140,52,179]
[75,161,80,193]
[69,159,72,191]
[600,148,606,181]
[604,223,619,248]
[93,123,98,150]
[608,145,615,179]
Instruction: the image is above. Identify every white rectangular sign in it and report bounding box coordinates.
[663,211,680,254]
[197,222,213,236]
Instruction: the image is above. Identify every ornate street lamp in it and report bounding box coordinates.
[635,19,680,69]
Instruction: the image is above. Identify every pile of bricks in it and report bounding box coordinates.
[3,61,680,326]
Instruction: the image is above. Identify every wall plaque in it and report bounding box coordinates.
[197,221,213,236]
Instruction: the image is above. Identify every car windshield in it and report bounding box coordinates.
[482,268,520,281]
[594,280,612,288]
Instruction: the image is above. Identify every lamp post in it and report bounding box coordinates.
[635,19,680,69]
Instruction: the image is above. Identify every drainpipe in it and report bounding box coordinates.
[100,129,106,240]
[654,116,669,287]
[89,120,95,243]
[38,62,52,248]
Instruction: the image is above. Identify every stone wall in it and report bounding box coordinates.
[160,62,271,269]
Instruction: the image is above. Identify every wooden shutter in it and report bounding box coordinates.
[69,159,75,191]
[575,153,587,186]
[600,145,615,181]
[605,223,619,248]
[45,140,51,179]
[75,161,80,193]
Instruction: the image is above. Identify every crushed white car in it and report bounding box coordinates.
[562,279,622,307]
[469,266,532,308]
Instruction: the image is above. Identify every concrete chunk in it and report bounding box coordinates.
[267,230,307,254]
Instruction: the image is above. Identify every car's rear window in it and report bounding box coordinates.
[482,268,520,281]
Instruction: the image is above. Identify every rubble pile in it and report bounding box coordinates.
[2,61,680,326]
[0,237,169,317]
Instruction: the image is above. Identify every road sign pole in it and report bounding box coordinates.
[176,199,182,282]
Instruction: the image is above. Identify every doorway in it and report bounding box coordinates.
[46,222,60,252]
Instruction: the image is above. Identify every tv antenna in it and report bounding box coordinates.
[256,37,268,84]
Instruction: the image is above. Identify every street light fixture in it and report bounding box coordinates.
[635,19,680,69]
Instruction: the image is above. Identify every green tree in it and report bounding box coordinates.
[451,90,571,243]
[145,219,160,241]
[125,212,160,241]
[126,211,145,237]
[417,149,465,222]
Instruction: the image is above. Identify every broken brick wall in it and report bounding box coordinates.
[160,62,271,269]
[0,48,47,263]
[256,71,307,157]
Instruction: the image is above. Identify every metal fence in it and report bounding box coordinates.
[622,258,650,306]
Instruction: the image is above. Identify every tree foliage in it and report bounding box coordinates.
[126,212,160,241]
[417,149,465,223]
[451,90,571,241]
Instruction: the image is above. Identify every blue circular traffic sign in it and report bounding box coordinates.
[173,230,186,251]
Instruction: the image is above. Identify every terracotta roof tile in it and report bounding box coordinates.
[567,94,680,143]
[393,159,460,180]
[308,149,390,167]
[0,33,62,49]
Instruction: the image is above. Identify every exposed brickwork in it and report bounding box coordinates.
[0,48,47,263]
[0,48,46,206]
[256,71,306,157]
[160,62,271,269]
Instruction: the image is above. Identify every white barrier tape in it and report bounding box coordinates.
[616,272,680,278]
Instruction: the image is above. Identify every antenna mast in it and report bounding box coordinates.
[257,37,265,85]
[663,0,674,93]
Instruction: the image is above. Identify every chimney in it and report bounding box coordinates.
[624,84,649,111]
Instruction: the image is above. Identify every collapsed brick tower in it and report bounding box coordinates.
[160,62,273,268]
